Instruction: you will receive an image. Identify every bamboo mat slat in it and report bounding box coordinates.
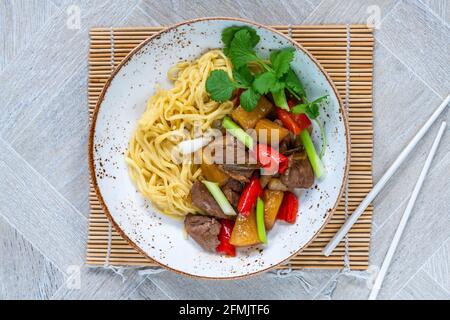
[86,24,374,270]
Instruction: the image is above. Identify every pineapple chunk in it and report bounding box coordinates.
[229,210,260,247]
[262,190,284,230]
[231,96,273,130]
[255,119,289,145]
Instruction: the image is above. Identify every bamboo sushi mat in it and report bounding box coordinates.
[87,24,374,271]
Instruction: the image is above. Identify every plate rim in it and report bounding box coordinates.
[88,17,351,280]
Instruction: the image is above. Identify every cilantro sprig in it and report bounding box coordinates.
[206,27,300,111]
[205,70,237,103]
[205,66,262,110]
[291,96,328,120]
[206,26,328,119]
[222,26,260,56]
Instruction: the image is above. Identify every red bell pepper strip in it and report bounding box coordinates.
[216,219,236,257]
[254,144,289,175]
[292,113,312,132]
[237,175,262,217]
[277,192,299,224]
[275,108,302,135]
[275,108,312,135]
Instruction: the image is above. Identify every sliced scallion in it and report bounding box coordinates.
[272,89,289,110]
[300,130,326,179]
[222,116,254,149]
[256,197,267,244]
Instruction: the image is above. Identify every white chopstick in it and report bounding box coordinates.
[323,94,450,257]
[368,121,447,300]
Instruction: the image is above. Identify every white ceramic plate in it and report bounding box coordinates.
[89,17,349,279]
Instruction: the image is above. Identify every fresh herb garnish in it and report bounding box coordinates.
[252,71,278,95]
[270,48,295,78]
[222,26,260,56]
[252,48,296,107]
[205,70,237,102]
[291,95,328,120]
[232,65,254,87]
[206,26,302,111]
[228,29,262,69]
[205,67,261,112]
[283,68,306,100]
[239,88,261,112]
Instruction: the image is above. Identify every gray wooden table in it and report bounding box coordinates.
[0,0,449,300]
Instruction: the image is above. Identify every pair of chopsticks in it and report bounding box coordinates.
[322,94,450,299]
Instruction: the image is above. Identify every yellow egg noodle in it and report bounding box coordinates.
[126,50,234,217]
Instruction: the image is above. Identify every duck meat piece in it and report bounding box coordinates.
[204,136,258,183]
[259,174,272,189]
[221,179,244,209]
[279,132,302,154]
[267,178,289,191]
[184,214,220,252]
[280,155,314,189]
[222,187,240,209]
[191,181,228,219]
[279,138,289,155]
[221,163,260,171]
[204,135,251,165]
[219,164,256,183]
[225,178,244,193]
[283,145,304,156]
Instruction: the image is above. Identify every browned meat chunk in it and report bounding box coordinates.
[219,164,255,183]
[225,178,244,193]
[260,174,271,189]
[221,179,244,209]
[203,136,258,183]
[204,136,251,165]
[267,178,289,191]
[279,132,302,154]
[280,155,314,189]
[191,181,228,219]
[184,214,220,252]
